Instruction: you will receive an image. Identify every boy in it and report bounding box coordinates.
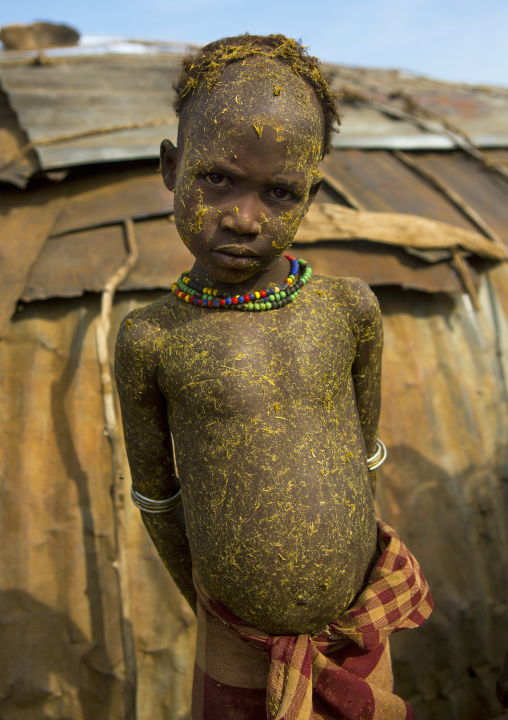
[115,34,432,720]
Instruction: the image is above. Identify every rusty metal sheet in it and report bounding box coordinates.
[34,125,178,169]
[1,165,175,333]
[296,241,466,293]
[119,219,193,292]
[329,66,508,148]
[373,278,508,719]
[333,106,455,150]
[50,168,174,236]
[0,85,40,186]
[405,151,508,246]
[21,218,193,302]
[0,186,66,337]
[400,88,508,147]
[0,58,180,170]
[22,225,126,301]
[321,149,479,228]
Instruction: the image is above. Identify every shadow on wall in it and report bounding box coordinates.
[49,306,113,681]
[377,444,508,720]
[0,589,116,720]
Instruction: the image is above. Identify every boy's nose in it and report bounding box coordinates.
[219,200,262,236]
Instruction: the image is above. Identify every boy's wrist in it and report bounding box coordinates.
[131,483,182,513]
[367,439,387,471]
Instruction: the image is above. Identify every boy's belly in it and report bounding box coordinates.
[176,426,378,635]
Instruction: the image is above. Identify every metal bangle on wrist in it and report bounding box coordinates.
[131,483,182,513]
[366,439,387,471]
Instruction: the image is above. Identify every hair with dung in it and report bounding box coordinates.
[173,33,341,156]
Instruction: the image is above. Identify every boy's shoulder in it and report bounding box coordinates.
[311,274,380,318]
[115,293,183,356]
[309,274,382,341]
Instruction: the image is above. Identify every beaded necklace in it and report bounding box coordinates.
[171,255,312,311]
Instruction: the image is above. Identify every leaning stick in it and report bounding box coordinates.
[96,218,139,720]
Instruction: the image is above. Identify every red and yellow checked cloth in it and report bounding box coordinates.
[192,519,433,720]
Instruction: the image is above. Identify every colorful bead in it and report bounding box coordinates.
[171,255,312,312]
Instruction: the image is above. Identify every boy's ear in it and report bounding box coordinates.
[160,139,178,191]
[304,175,322,215]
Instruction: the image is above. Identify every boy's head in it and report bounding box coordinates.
[173,34,340,157]
[161,34,340,287]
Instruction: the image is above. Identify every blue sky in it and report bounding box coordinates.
[2,0,507,86]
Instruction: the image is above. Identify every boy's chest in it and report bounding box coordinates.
[157,305,356,417]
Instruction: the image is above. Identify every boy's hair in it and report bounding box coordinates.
[173,33,341,156]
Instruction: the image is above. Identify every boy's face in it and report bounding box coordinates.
[161,59,325,287]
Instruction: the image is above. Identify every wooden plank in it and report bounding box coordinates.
[297,204,506,260]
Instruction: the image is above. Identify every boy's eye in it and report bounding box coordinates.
[205,174,231,187]
[268,188,293,201]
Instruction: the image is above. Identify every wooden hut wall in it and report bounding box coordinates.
[1,270,508,720]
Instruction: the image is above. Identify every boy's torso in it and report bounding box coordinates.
[145,274,377,634]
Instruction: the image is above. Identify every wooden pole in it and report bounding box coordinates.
[96,218,139,720]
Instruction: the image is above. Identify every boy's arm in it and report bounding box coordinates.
[349,279,384,465]
[114,313,196,612]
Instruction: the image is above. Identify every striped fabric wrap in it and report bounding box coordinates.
[192,519,433,720]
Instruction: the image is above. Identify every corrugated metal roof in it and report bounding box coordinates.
[321,149,508,239]
[2,51,508,186]
[326,65,508,149]
[0,56,180,183]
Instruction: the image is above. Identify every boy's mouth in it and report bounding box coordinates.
[212,246,261,270]
[214,245,259,257]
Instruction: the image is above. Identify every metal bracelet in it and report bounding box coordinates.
[366,439,387,471]
[131,483,182,514]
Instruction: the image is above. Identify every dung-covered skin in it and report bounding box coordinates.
[115,54,383,635]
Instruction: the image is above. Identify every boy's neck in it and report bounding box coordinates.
[188,254,292,296]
